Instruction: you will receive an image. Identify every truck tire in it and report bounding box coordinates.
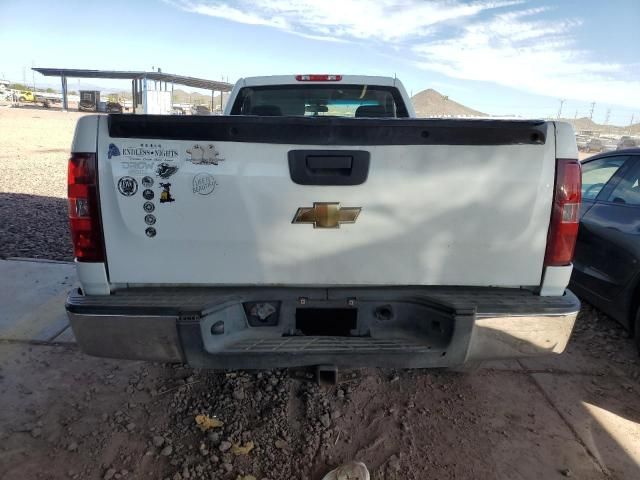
[19,96,25,102]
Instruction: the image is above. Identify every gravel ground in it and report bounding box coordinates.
[0,106,87,261]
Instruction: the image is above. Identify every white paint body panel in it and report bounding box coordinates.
[75,261,110,295]
[539,265,574,296]
[554,121,579,159]
[71,115,99,152]
[96,116,558,287]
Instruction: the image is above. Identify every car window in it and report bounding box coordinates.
[581,156,627,200]
[606,159,640,205]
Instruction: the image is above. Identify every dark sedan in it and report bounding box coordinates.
[570,148,640,352]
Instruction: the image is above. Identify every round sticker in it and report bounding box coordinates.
[144,214,156,225]
[193,173,217,195]
[143,201,155,213]
[118,177,138,196]
[145,227,156,238]
[143,189,154,200]
[142,176,154,188]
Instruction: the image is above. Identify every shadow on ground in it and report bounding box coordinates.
[0,193,72,261]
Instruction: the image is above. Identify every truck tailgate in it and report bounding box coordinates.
[97,115,555,287]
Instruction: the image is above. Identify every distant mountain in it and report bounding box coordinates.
[565,117,599,131]
[560,117,640,136]
[171,89,226,106]
[411,88,485,117]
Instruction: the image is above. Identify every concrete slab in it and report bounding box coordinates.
[482,360,522,371]
[520,348,610,374]
[50,325,76,343]
[520,334,639,379]
[0,259,75,342]
[463,369,605,479]
[531,372,640,479]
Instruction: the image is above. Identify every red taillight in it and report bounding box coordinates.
[68,153,105,262]
[295,74,342,81]
[544,158,582,266]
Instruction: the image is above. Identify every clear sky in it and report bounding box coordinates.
[1,0,638,125]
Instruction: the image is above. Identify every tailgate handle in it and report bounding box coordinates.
[306,155,353,172]
[288,150,370,186]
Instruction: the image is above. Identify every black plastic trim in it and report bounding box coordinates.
[65,286,579,317]
[288,150,370,185]
[107,115,547,146]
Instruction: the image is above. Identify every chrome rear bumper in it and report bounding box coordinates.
[66,286,579,369]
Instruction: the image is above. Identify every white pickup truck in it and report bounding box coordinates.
[66,74,581,370]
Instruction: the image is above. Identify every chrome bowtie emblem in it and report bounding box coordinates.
[292,202,361,229]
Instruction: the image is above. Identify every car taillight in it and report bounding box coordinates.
[295,74,342,81]
[544,158,581,266]
[68,153,105,262]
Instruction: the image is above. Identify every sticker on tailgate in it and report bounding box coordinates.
[192,173,217,195]
[186,144,224,165]
[111,142,180,175]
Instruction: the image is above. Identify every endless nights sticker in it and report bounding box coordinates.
[114,142,180,175]
[120,143,179,161]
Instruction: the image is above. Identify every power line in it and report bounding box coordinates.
[556,99,565,119]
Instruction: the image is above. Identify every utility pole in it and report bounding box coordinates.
[588,102,596,120]
[604,108,611,125]
[574,110,578,119]
[629,114,635,134]
[556,99,565,119]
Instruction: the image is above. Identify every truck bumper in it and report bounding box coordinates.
[66,287,580,369]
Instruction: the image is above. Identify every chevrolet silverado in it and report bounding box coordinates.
[65,74,581,369]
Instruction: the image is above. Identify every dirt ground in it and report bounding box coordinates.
[0,106,87,261]
[1,305,638,480]
[0,106,637,480]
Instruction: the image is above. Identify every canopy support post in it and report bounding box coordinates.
[61,75,68,111]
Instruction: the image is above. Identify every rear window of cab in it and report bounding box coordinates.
[230,84,409,118]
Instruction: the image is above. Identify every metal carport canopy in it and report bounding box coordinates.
[32,68,232,92]
[33,67,233,113]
